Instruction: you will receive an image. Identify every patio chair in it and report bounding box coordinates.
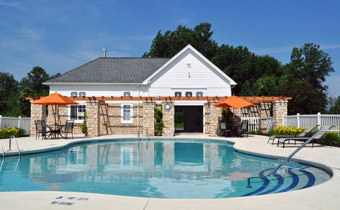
[63,120,75,139]
[34,120,50,140]
[267,125,318,144]
[235,120,248,137]
[220,122,231,137]
[277,125,334,148]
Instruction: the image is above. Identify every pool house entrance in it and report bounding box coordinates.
[175,106,204,133]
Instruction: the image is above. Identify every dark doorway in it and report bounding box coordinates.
[175,106,203,133]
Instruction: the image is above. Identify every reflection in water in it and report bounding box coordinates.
[0,140,331,198]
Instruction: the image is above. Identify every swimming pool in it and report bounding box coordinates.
[0,139,332,198]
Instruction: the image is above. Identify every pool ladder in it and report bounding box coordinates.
[247,128,339,188]
[9,135,21,156]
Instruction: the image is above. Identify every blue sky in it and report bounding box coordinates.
[1,0,339,96]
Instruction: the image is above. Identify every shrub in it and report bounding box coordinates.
[318,132,340,146]
[154,108,164,135]
[221,108,233,125]
[246,130,267,136]
[0,127,26,139]
[81,113,88,136]
[272,126,306,136]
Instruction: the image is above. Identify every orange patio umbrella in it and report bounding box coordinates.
[214,95,254,109]
[33,92,78,128]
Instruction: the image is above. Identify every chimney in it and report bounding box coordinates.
[102,48,107,57]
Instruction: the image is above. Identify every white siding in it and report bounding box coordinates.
[49,48,233,97]
[49,85,148,97]
[148,49,232,97]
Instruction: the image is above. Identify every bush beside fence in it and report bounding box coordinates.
[0,115,30,134]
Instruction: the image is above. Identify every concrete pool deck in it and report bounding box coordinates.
[0,134,339,210]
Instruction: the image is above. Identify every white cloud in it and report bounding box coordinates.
[19,27,44,41]
[320,44,340,50]
[0,1,22,9]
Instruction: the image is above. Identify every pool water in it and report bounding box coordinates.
[0,139,331,198]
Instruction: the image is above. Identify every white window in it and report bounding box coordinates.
[123,92,131,97]
[71,92,78,97]
[196,91,203,97]
[79,92,86,97]
[175,92,182,97]
[121,104,133,123]
[70,105,86,120]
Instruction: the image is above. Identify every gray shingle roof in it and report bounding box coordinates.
[45,57,170,84]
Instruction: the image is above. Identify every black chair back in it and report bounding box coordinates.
[35,120,43,132]
[241,120,248,131]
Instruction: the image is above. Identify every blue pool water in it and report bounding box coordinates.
[0,139,331,198]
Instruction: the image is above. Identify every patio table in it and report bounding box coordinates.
[48,124,65,139]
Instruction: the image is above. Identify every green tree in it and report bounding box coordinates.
[144,23,218,59]
[0,72,18,96]
[0,72,19,116]
[0,88,6,114]
[328,96,340,114]
[279,80,327,114]
[277,43,334,113]
[20,66,50,95]
[288,43,334,92]
[19,87,34,117]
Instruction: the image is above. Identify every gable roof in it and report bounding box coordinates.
[142,44,237,85]
[44,57,170,84]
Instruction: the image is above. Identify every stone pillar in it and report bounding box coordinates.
[162,102,175,136]
[30,103,47,136]
[260,103,271,132]
[273,100,288,128]
[142,102,155,137]
[86,101,100,137]
[204,102,221,136]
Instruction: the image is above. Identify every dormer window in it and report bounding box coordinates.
[123,92,131,97]
[79,92,86,97]
[175,92,182,97]
[185,92,192,97]
[71,92,77,97]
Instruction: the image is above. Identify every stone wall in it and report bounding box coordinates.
[273,100,288,128]
[86,101,99,137]
[30,103,46,136]
[259,103,271,132]
[162,102,175,136]
[204,102,221,136]
[142,102,155,136]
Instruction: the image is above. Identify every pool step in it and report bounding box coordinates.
[243,167,316,196]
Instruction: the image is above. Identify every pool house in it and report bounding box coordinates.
[29,45,290,137]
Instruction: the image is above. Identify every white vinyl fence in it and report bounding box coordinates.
[241,117,260,131]
[267,117,274,132]
[0,115,31,134]
[283,113,340,130]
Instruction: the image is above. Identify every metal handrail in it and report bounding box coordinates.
[247,128,339,187]
[269,129,339,175]
[10,136,21,156]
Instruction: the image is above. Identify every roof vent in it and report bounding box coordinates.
[102,48,107,57]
